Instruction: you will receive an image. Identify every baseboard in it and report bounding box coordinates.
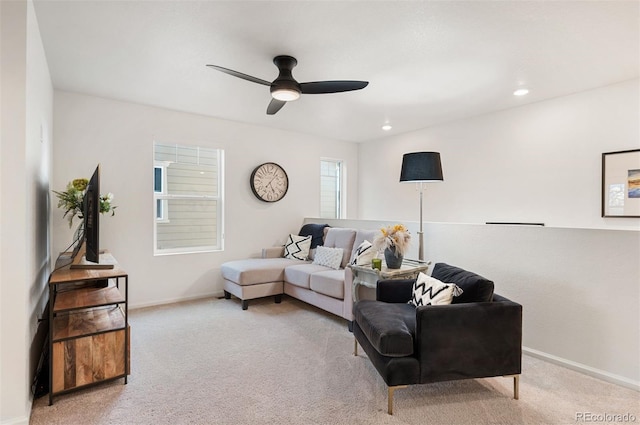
[523,346,640,391]
[1,415,30,425]
[129,292,222,310]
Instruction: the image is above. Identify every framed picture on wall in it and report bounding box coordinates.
[602,149,640,217]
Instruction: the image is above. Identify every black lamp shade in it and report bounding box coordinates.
[399,152,443,182]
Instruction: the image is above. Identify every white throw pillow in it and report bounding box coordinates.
[284,234,312,261]
[409,272,463,307]
[313,246,344,270]
[350,240,375,266]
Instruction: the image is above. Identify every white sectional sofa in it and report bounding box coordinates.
[221,227,377,322]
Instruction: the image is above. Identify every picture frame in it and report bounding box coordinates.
[601,149,640,218]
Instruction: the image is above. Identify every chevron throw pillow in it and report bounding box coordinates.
[350,240,375,266]
[409,272,464,307]
[284,234,312,261]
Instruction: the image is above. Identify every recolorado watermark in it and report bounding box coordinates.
[576,412,637,423]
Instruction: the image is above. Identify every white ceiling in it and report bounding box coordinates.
[33,1,639,143]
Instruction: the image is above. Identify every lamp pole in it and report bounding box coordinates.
[418,182,424,262]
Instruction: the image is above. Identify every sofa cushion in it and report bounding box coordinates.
[409,272,463,307]
[431,263,494,303]
[284,234,312,261]
[312,246,343,270]
[324,228,357,269]
[284,263,331,289]
[354,300,416,357]
[221,258,300,286]
[310,269,346,299]
[298,223,330,249]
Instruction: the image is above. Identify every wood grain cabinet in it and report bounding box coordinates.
[48,252,129,405]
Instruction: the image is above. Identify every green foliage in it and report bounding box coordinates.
[53,179,117,227]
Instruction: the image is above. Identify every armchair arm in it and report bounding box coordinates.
[376,279,414,303]
[416,294,522,383]
[262,247,284,258]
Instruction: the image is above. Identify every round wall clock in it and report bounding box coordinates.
[250,162,289,202]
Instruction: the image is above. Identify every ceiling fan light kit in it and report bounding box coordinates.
[271,87,301,102]
[207,55,368,115]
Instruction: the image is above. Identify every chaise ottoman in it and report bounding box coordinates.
[220,258,300,310]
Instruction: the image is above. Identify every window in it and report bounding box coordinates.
[153,142,224,255]
[320,159,344,219]
[154,165,168,221]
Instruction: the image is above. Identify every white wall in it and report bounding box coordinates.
[52,91,359,308]
[0,3,28,423]
[0,1,53,424]
[25,0,53,408]
[360,79,640,231]
[354,80,640,389]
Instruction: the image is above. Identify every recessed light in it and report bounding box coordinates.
[382,124,392,131]
[513,88,529,96]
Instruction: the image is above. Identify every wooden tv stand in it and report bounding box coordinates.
[48,250,129,405]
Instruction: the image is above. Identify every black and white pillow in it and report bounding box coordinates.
[409,272,463,307]
[284,234,312,261]
[350,240,375,266]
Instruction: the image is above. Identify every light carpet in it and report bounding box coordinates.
[30,296,639,424]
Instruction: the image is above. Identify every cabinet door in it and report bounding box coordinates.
[52,329,126,392]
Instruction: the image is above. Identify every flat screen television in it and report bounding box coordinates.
[84,164,100,263]
[70,164,113,269]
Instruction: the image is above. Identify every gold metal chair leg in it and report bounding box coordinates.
[387,385,407,415]
[504,375,520,400]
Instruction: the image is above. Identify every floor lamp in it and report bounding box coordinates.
[399,152,443,262]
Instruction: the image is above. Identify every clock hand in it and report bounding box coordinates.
[265,175,280,189]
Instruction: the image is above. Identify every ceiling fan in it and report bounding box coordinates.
[206,55,368,115]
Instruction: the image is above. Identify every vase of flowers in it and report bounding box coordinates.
[53,178,116,228]
[373,224,411,269]
[383,245,404,269]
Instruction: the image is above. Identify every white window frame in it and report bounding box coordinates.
[320,158,346,219]
[153,143,225,256]
[154,163,169,223]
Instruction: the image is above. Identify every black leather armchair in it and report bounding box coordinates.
[353,263,522,414]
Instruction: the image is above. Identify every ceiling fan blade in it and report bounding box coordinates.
[299,80,369,94]
[206,64,271,86]
[267,99,286,115]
